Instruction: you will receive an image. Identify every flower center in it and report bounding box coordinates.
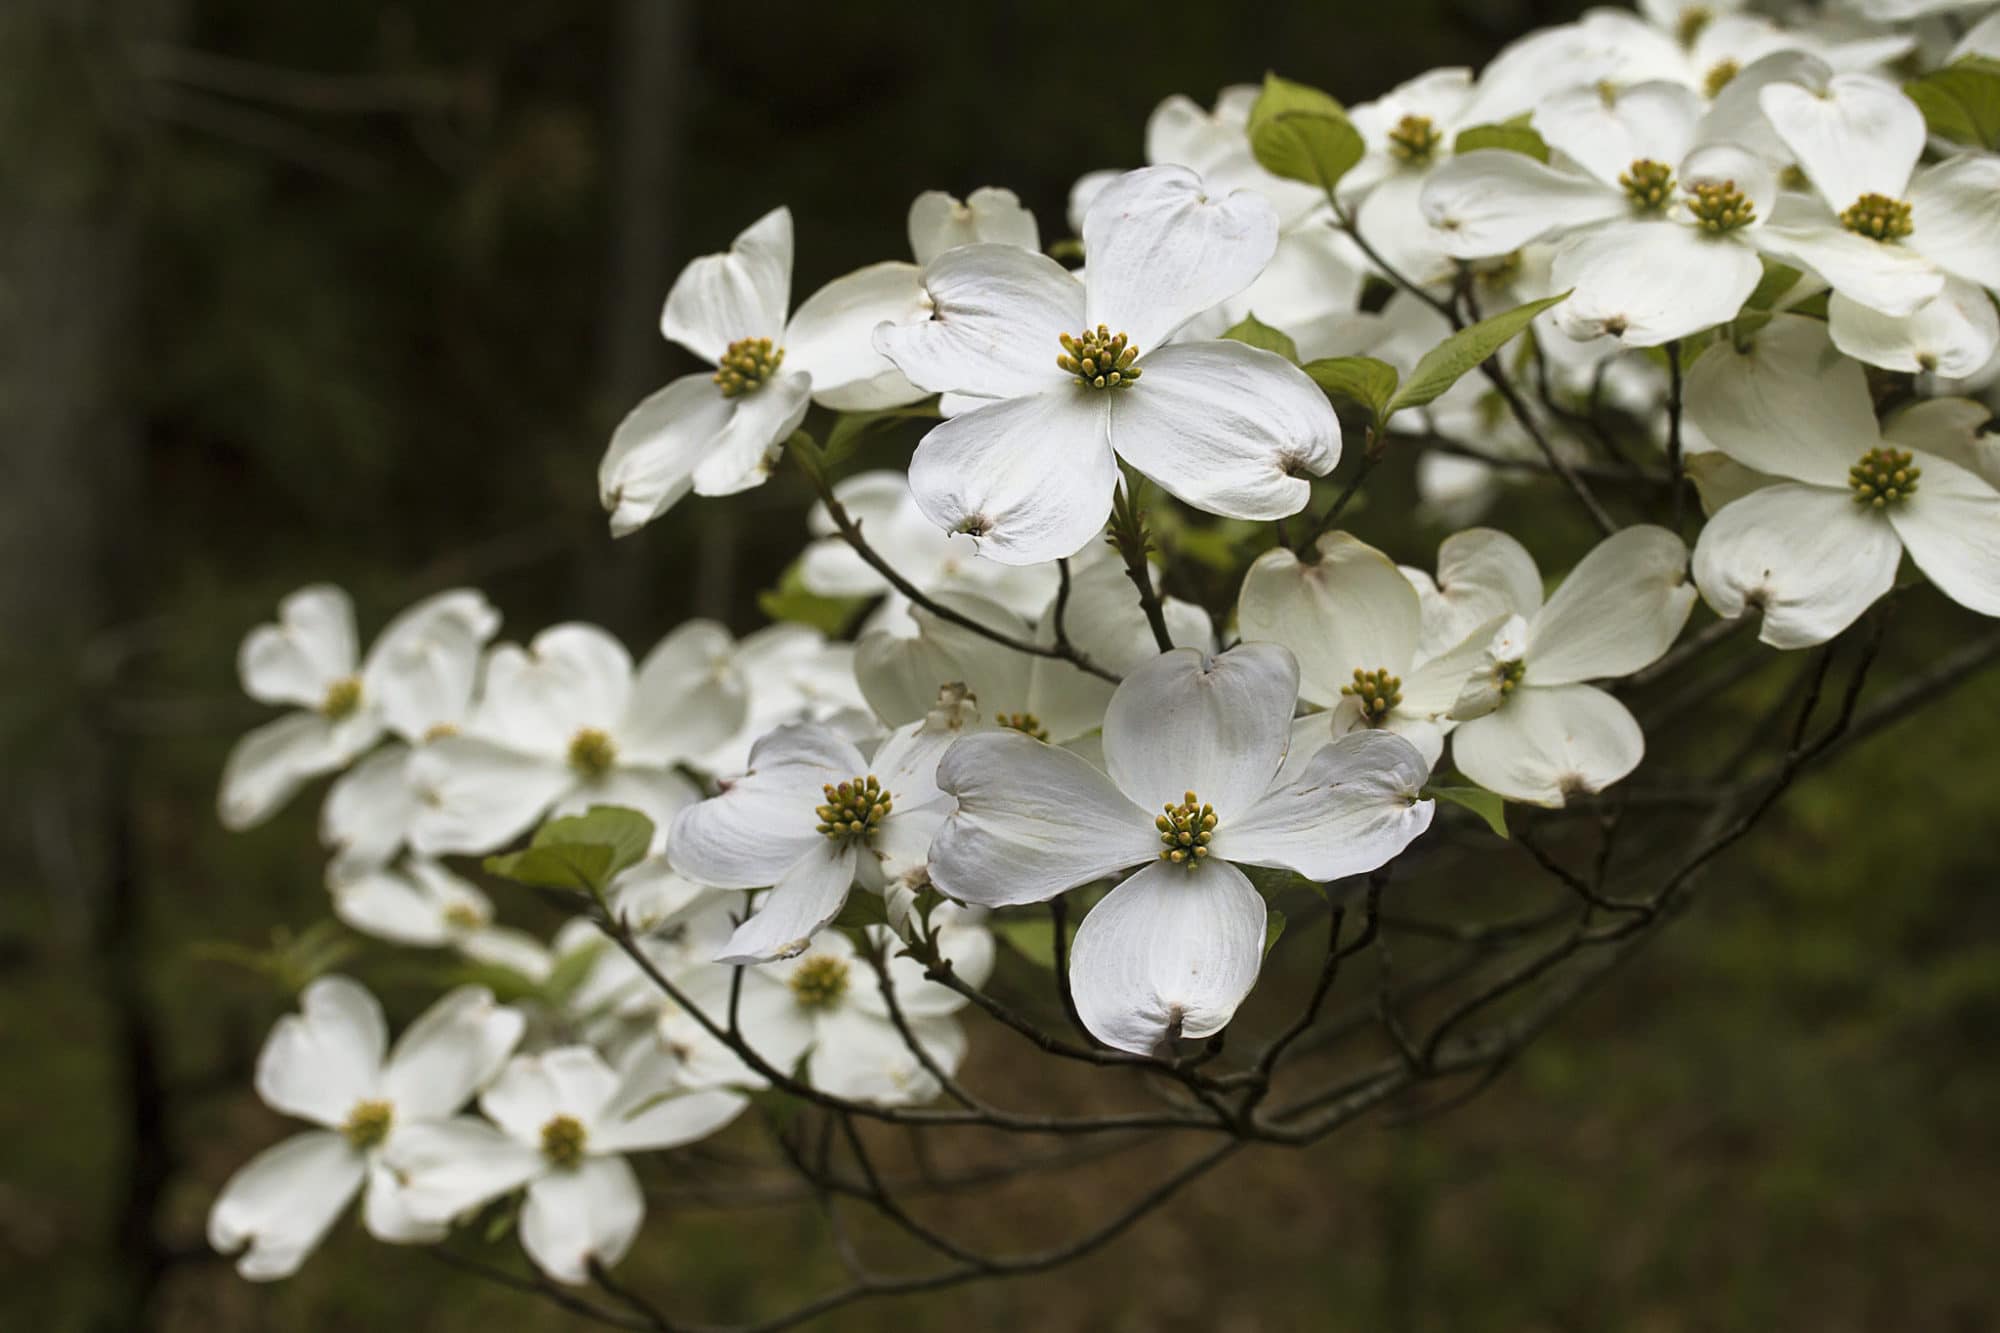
[1057,326,1142,390]
[567,726,618,778]
[997,711,1050,742]
[1702,58,1739,99]
[443,901,486,930]
[320,676,364,721]
[1620,159,1675,214]
[1341,667,1404,724]
[1849,447,1920,507]
[1155,790,1218,870]
[1387,114,1443,165]
[1493,658,1526,698]
[815,774,891,845]
[789,954,851,1010]
[422,721,459,742]
[1686,179,1756,233]
[714,336,784,396]
[1676,5,1713,45]
[341,1098,395,1150]
[540,1113,587,1167]
[1839,193,1913,241]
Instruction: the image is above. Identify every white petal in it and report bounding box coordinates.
[1420,528,1544,658]
[1908,155,2000,288]
[668,724,857,887]
[384,1117,544,1224]
[1237,533,1422,706]
[476,624,633,754]
[715,840,859,964]
[405,737,573,856]
[1751,219,1944,317]
[521,1156,645,1285]
[1227,218,1373,328]
[1532,79,1702,186]
[1215,730,1435,881]
[873,243,1085,399]
[689,371,812,497]
[239,584,358,707]
[660,206,791,364]
[1692,50,1826,167]
[1887,452,2000,619]
[330,862,453,946]
[321,743,418,877]
[593,1079,747,1155]
[598,372,735,536]
[1829,280,2000,379]
[1108,342,1340,520]
[217,712,353,831]
[1047,553,1216,677]
[620,620,749,765]
[207,1131,364,1280]
[1101,643,1298,816]
[928,730,1156,907]
[482,1046,621,1141]
[255,975,387,1128]
[1355,170,1457,291]
[783,261,928,410]
[906,390,1117,566]
[1082,164,1279,349]
[554,767,699,845]
[1883,398,2000,488]
[1420,151,1625,258]
[907,186,1040,266]
[1553,219,1762,346]
[1692,483,1902,649]
[1450,684,1646,807]
[1759,74,1923,211]
[1684,313,1881,486]
[806,1006,967,1105]
[1526,525,1697,684]
[382,986,524,1120]
[1069,858,1267,1056]
[361,588,500,739]
[361,1160,446,1245]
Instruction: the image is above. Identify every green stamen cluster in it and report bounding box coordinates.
[1702,58,1740,99]
[321,676,364,721]
[1676,5,1713,45]
[540,1114,587,1167]
[1156,791,1217,870]
[1058,326,1142,389]
[1495,659,1526,698]
[1849,447,1920,506]
[1341,667,1404,723]
[1388,114,1443,164]
[1839,193,1913,241]
[1473,251,1523,291]
[567,727,618,778]
[422,721,459,742]
[341,1098,394,1150]
[1620,159,1676,213]
[997,711,1050,742]
[789,954,851,1010]
[443,901,486,931]
[816,774,891,845]
[713,336,784,396]
[1687,179,1756,232]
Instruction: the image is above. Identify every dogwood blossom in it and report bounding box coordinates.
[330,858,548,977]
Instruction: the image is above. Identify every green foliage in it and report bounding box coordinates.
[1263,907,1287,957]
[1248,73,1365,193]
[189,920,360,994]
[1386,292,1570,414]
[758,559,868,636]
[820,399,942,471]
[1424,785,1509,839]
[1904,57,2000,151]
[1221,313,1300,362]
[1452,123,1549,162]
[993,909,1076,969]
[1302,355,1400,428]
[483,805,655,896]
[832,891,889,931]
[1745,259,1801,311]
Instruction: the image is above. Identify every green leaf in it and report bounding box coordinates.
[543,939,605,1005]
[1425,785,1509,839]
[832,892,889,932]
[1452,122,1550,162]
[1385,292,1570,415]
[1904,57,2000,151]
[536,806,654,875]
[1248,73,1365,193]
[484,805,655,895]
[1745,259,1801,311]
[441,961,548,1005]
[820,399,942,470]
[1263,907,1288,958]
[1300,355,1399,427]
[482,843,612,894]
[757,560,867,637]
[1221,312,1299,362]
[994,911,1075,970]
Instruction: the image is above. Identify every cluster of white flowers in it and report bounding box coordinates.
[209,0,2000,1299]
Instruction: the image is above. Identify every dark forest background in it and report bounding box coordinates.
[4,1,1999,1329]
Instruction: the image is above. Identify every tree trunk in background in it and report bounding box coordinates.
[0,2,179,1327]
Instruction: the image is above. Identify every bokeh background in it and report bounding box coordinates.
[6,1,1999,1329]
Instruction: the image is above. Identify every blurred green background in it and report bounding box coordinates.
[5,0,1998,1329]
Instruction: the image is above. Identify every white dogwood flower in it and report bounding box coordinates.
[1688,315,2000,647]
[219,586,499,832]
[927,644,1434,1055]
[874,165,1341,565]
[207,978,522,1279]
[699,622,877,777]
[329,858,549,978]
[1447,527,1696,806]
[409,622,741,855]
[387,1044,746,1284]
[669,719,950,963]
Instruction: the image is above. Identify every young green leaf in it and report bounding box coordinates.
[1424,785,1509,839]
[1221,312,1300,363]
[484,805,656,895]
[821,398,942,470]
[1903,57,2000,152]
[1452,123,1550,162]
[1263,907,1288,958]
[1300,355,1400,427]
[534,806,655,878]
[1385,292,1570,415]
[758,559,868,637]
[1248,73,1365,193]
